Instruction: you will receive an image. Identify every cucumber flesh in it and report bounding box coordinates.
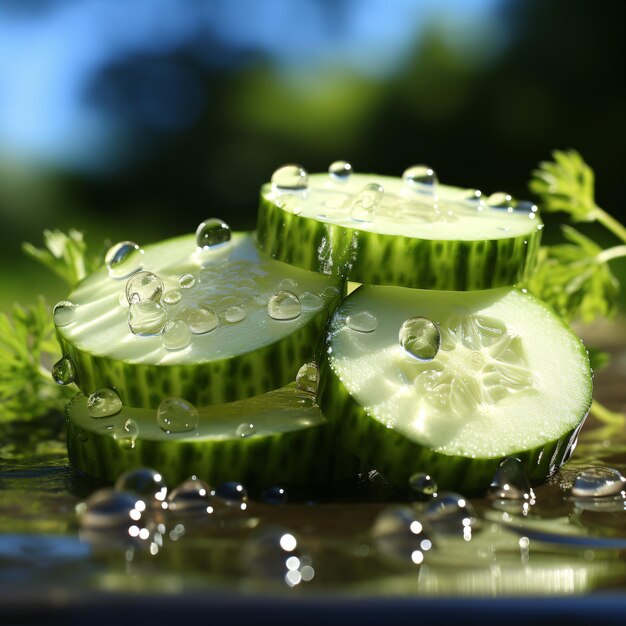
[56,232,341,408]
[66,384,357,490]
[319,285,592,492]
[257,173,543,290]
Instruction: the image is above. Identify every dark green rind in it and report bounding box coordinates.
[257,194,542,290]
[57,309,332,409]
[318,358,587,496]
[65,388,359,491]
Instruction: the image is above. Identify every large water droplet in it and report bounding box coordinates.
[77,488,138,529]
[125,271,164,304]
[488,457,534,500]
[167,477,213,513]
[195,218,231,250]
[279,278,298,291]
[157,397,198,434]
[408,472,438,497]
[346,311,378,333]
[113,418,139,449]
[350,183,383,222]
[260,486,289,505]
[52,355,75,385]
[425,492,478,539]
[225,305,246,323]
[300,292,324,311]
[162,290,182,305]
[53,300,78,327]
[128,300,167,336]
[296,362,319,395]
[399,316,441,361]
[235,422,256,438]
[187,307,219,334]
[105,241,144,279]
[276,193,302,215]
[115,468,168,503]
[328,160,352,181]
[402,165,438,192]
[162,319,191,351]
[321,285,340,299]
[268,291,302,321]
[271,164,309,190]
[87,387,123,418]
[178,273,195,289]
[214,481,248,507]
[571,466,626,497]
[371,506,434,565]
[487,192,514,211]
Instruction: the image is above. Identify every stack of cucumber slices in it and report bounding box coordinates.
[56,162,592,494]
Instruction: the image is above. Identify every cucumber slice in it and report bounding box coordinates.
[66,384,355,489]
[257,173,542,290]
[319,285,592,493]
[56,232,341,408]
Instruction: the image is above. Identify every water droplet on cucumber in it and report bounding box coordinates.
[105,241,144,279]
[52,355,75,385]
[157,398,198,434]
[260,486,288,505]
[53,300,78,327]
[167,477,213,513]
[488,457,534,500]
[271,164,309,190]
[403,165,438,191]
[162,319,191,350]
[279,278,298,290]
[125,271,164,304]
[195,218,231,250]
[408,472,438,497]
[425,492,477,539]
[346,311,378,333]
[487,192,514,211]
[77,488,138,529]
[235,422,256,438]
[187,306,219,334]
[178,273,195,289]
[162,290,182,305]
[300,292,324,311]
[328,160,352,181]
[115,468,168,503]
[321,285,340,299]
[350,183,383,222]
[128,300,167,336]
[87,387,122,418]
[215,481,248,508]
[113,418,139,449]
[268,291,302,321]
[296,362,319,395]
[225,305,246,323]
[571,466,626,498]
[399,316,441,361]
[276,193,302,215]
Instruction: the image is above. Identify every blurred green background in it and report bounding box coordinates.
[0,0,624,311]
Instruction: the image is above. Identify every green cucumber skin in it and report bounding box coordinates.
[66,406,356,491]
[318,357,587,495]
[257,196,542,290]
[58,306,331,409]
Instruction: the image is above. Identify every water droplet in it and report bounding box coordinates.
[425,492,478,538]
[402,165,438,191]
[571,466,626,497]
[157,397,198,434]
[271,164,308,190]
[279,277,298,291]
[162,290,182,305]
[113,418,139,449]
[167,477,213,513]
[399,316,441,361]
[240,527,305,582]
[488,457,534,500]
[52,355,75,385]
[53,301,78,327]
[187,307,219,334]
[371,506,434,564]
[128,300,167,336]
[346,311,378,333]
[235,422,256,438]
[178,273,195,289]
[225,305,246,323]
[78,488,139,529]
[300,292,324,311]
[260,486,288,505]
[115,468,168,503]
[296,362,319,395]
[409,472,438,497]
[513,200,539,215]
[214,481,248,507]
[487,192,514,211]
[162,319,191,351]
[268,291,302,321]
[87,387,123,418]
[463,189,483,202]
[321,285,340,299]
[276,193,302,215]
[195,218,231,250]
[105,241,144,279]
[350,183,383,222]
[125,271,164,304]
[328,160,352,181]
